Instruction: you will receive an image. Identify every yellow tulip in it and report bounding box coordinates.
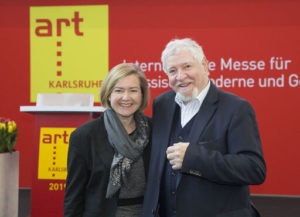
[7,121,16,130]
[8,125,14,133]
[11,121,17,130]
[0,123,6,130]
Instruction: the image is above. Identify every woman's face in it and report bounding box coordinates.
[109,74,142,120]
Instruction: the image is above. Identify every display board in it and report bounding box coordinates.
[25,110,96,217]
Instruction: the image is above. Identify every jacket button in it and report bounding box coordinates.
[152,209,156,214]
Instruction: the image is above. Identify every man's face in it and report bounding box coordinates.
[165,50,209,102]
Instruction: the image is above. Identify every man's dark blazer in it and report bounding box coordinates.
[142,82,266,217]
[63,114,151,217]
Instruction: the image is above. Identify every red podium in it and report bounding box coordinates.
[20,94,104,217]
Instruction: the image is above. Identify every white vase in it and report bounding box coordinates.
[0,151,19,217]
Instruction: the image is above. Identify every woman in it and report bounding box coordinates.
[63,63,151,217]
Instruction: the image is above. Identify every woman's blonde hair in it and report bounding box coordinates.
[100,63,149,111]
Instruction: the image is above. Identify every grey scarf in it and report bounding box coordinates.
[103,109,150,198]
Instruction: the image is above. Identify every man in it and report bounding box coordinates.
[142,38,266,217]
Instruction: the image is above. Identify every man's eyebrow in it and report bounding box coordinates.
[167,61,193,70]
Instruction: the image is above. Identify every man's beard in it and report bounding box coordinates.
[176,87,199,103]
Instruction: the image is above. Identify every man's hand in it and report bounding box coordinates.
[166,142,189,170]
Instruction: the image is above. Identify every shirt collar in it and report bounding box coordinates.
[175,80,211,107]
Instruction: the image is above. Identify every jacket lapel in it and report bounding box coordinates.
[155,92,177,180]
[176,82,219,188]
[95,116,115,170]
[143,141,151,179]
[189,82,219,145]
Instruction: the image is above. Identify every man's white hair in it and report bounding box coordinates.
[161,38,205,73]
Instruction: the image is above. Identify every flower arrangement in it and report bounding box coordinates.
[0,117,18,153]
